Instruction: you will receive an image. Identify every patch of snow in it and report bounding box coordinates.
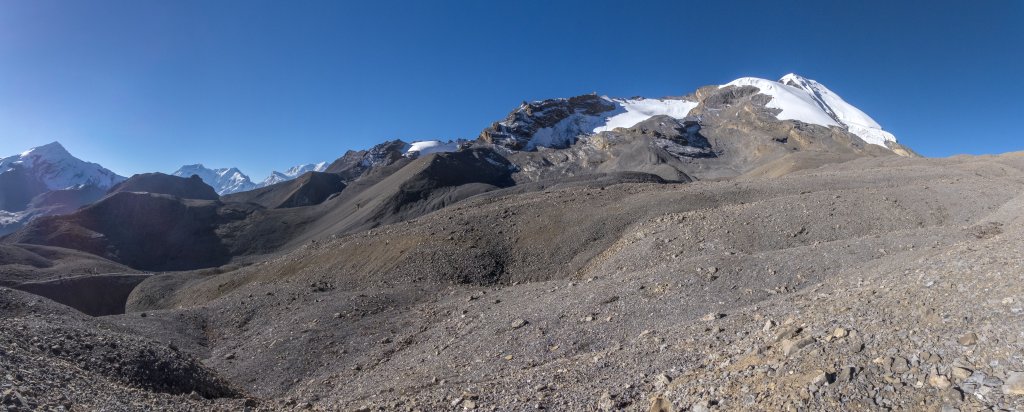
[528,113,609,150]
[723,74,898,148]
[593,98,699,133]
[0,210,25,225]
[528,97,699,149]
[779,73,896,147]
[724,77,841,127]
[405,140,461,156]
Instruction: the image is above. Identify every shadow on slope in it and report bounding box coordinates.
[222,171,345,209]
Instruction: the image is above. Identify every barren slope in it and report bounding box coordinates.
[96,152,1024,411]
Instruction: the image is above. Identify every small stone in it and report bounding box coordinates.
[701,312,725,321]
[598,391,615,411]
[649,396,673,412]
[942,387,964,403]
[774,326,802,342]
[982,376,1002,387]
[957,333,977,346]
[333,312,343,318]
[188,391,203,401]
[462,400,477,410]
[811,371,828,386]
[762,319,775,333]
[781,337,815,356]
[840,366,856,382]
[224,352,236,360]
[511,319,528,329]
[833,327,848,338]
[1002,371,1024,395]
[654,373,672,389]
[951,366,972,381]
[928,374,952,389]
[891,357,910,373]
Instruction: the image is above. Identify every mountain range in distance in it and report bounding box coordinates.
[0,73,907,235]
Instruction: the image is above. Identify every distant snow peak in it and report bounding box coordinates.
[725,74,897,148]
[174,161,332,193]
[259,162,328,187]
[172,164,255,195]
[0,141,125,190]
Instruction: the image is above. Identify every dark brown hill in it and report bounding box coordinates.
[5,192,232,271]
[222,172,345,209]
[109,172,219,200]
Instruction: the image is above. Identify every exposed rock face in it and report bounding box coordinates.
[627,116,713,158]
[324,139,411,180]
[109,173,220,200]
[479,94,615,150]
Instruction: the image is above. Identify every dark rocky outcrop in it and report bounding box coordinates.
[324,140,410,180]
[5,192,234,271]
[108,173,219,200]
[479,94,615,150]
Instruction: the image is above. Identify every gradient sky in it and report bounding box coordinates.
[1,0,1022,179]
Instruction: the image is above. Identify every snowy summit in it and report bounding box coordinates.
[259,162,329,187]
[726,74,898,148]
[0,141,125,190]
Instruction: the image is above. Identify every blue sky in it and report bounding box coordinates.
[1,0,1022,179]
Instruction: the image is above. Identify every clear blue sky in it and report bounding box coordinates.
[1,0,1022,179]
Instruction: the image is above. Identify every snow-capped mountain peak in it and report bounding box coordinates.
[174,161,333,193]
[172,164,256,195]
[725,74,897,148]
[0,141,125,190]
[776,73,896,147]
[258,162,328,187]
